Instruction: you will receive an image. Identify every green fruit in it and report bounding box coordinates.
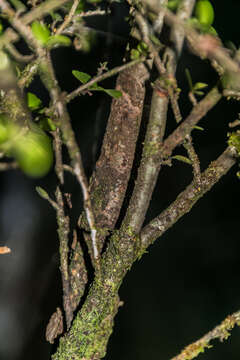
[0,115,19,148]
[13,130,53,178]
[195,0,214,27]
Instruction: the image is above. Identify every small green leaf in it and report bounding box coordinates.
[36,186,49,200]
[194,90,205,96]
[46,35,71,48]
[31,21,50,45]
[194,125,204,131]
[137,42,148,55]
[172,155,192,165]
[72,70,91,83]
[103,89,122,98]
[193,82,208,90]
[27,92,42,111]
[89,83,102,90]
[167,0,180,11]
[49,11,63,22]
[39,118,57,131]
[185,68,193,91]
[89,84,122,98]
[130,49,140,60]
[208,26,218,36]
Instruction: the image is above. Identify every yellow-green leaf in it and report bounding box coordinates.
[103,89,122,99]
[46,35,71,48]
[36,186,49,200]
[27,92,42,111]
[72,70,91,84]
[172,155,192,165]
[193,82,208,90]
[31,21,50,45]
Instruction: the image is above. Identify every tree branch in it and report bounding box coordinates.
[120,0,196,234]
[140,147,237,249]
[170,310,240,360]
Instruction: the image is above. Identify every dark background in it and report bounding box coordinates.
[0,1,240,360]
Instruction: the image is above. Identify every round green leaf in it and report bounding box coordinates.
[31,21,51,45]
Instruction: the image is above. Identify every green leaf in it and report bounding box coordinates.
[194,125,204,131]
[89,84,122,98]
[49,11,63,22]
[193,82,208,90]
[172,155,192,165]
[130,49,140,60]
[137,42,148,55]
[185,68,193,90]
[103,89,122,99]
[167,0,180,11]
[46,35,71,48]
[31,21,50,45]
[208,26,218,36]
[72,70,91,83]
[39,118,57,131]
[27,92,42,111]
[36,186,49,200]
[89,83,102,90]
[194,90,205,96]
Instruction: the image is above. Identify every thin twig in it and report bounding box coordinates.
[183,134,201,185]
[52,128,64,184]
[161,86,222,160]
[5,43,34,62]
[170,310,240,360]
[22,0,71,25]
[140,146,237,249]
[0,162,18,171]
[66,57,145,103]
[75,9,107,18]
[55,0,79,35]
[134,10,165,75]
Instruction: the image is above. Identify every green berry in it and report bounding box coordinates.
[195,0,214,27]
[13,130,53,178]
